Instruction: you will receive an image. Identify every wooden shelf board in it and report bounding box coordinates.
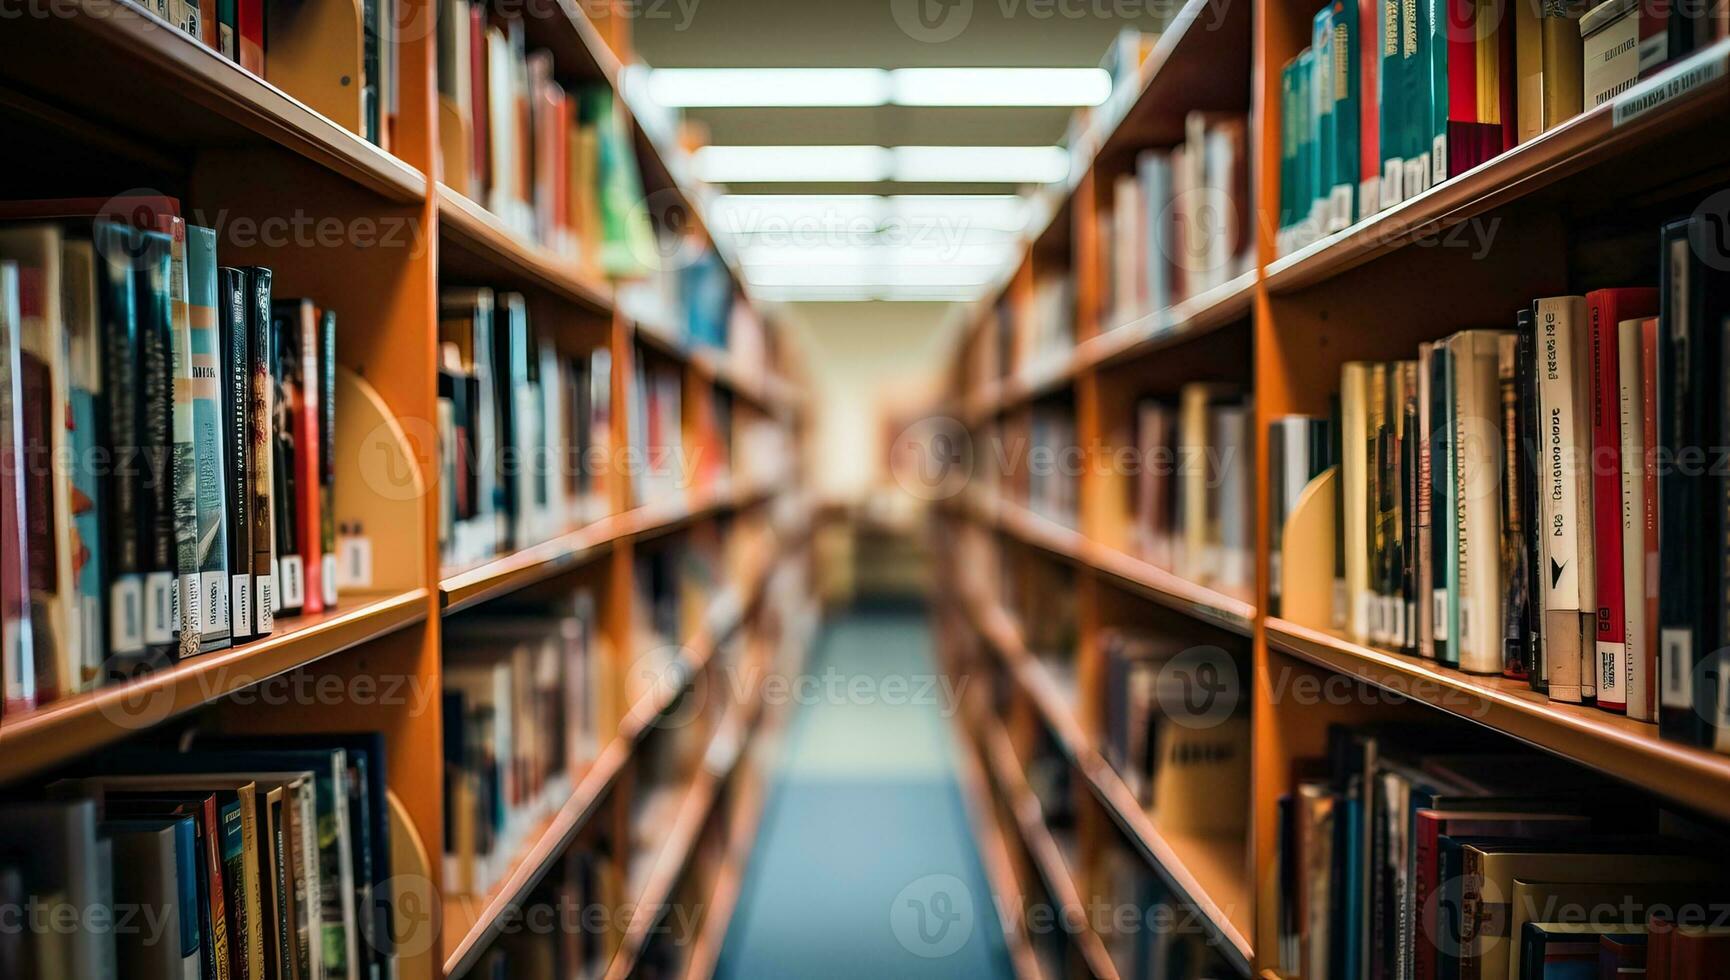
[965,592,1256,968]
[441,539,788,976]
[438,482,771,613]
[1264,40,1730,294]
[0,0,426,203]
[967,494,1256,636]
[977,714,1122,980]
[437,184,614,311]
[630,319,799,417]
[950,712,1047,980]
[1266,617,1730,823]
[1093,0,1252,162]
[0,589,430,783]
[1080,269,1257,373]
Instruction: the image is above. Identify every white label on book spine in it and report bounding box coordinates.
[280,556,305,610]
[321,553,339,607]
[145,572,174,645]
[231,574,251,641]
[202,571,228,633]
[338,536,373,590]
[1405,157,1429,198]
[1614,38,1725,126]
[1432,135,1447,187]
[1356,591,1378,643]
[1432,590,1449,642]
[255,574,274,634]
[1598,641,1624,707]
[111,577,144,654]
[269,560,282,613]
[179,574,200,641]
[1661,628,1693,709]
[1382,159,1404,210]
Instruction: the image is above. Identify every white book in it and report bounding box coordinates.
[1452,331,1508,674]
[1617,317,1652,720]
[1535,297,1590,701]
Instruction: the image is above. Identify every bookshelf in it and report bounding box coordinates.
[0,0,813,977]
[930,0,1730,977]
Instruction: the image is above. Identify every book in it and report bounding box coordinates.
[104,817,195,980]
[186,226,232,654]
[1451,330,1510,674]
[61,238,106,691]
[160,214,207,662]
[0,262,32,714]
[92,223,147,671]
[219,269,253,644]
[1535,296,1593,703]
[243,268,275,634]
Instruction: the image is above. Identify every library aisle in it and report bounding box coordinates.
[715,611,1012,979]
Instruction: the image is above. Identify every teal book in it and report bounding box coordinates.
[162,219,204,661]
[1280,58,1299,231]
[1400,0,1429,195]
[1313,9,1336,230]
[186,226,231,653]
[1377,0,1404,205]
[92,222,146,668]
[1427,0,1449,188]
[1297,48,1317,233]
[1330,0,1361,230]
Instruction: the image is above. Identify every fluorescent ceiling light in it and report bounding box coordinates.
[642,67,1111,108]
[752,284,986,302]
[891,68,1111,106]
[694,147,1065,184]
[891,145,1069,183]
[646,68,888,107]
[708,194,1030,245]
[692,145,890,183]
[738,241,1016,268]
[743,264,1002,288]
[887,195,1030,232]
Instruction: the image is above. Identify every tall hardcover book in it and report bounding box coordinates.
[1496,330,1529,679]
[92,223,148,670]
[244,268,276,635]
[187,226,232,653]
[1451,330,1508,673]
[1587,287,1658,711]
[318,310,337,610]
[1343,362,1375,642]
[1534,295,1592,703]
[219,268,254,643]
[1431,342,1457,665]
[0,262,33,713]
[1617,316,1653,721]
[1516,308,1547,689]
[61,239,107,689]
[0,226,76,700]
[1639,316,1660,721]
[158,214,208,661]
[270,299,313,618]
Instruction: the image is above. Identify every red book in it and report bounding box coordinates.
[1358,0,1379,216]
[1447,0,1479,177]
[237,0,263,74]
[1586,288,1658,712]
[1672,926,1730,976]
[469,4,490,194]
[296,306,323,616]
[1641,317,1661,721]
[1649,913,1674,979]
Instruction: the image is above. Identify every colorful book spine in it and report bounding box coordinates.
[1330,0,1361,231]
[318,310,337,610]
[0,262,33,713]
[187,226,232,653]
[161,215,206,662]
[270,300,307,618]
[92,224,146,670]
[245,267,276,635]
[62,240,106,690]
[220,268,254,643]
[137,228,178,664]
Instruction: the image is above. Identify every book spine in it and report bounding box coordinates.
[246,268,275,635]
[1517,309,1546,690]
[1497,332,1528,679]
[1427,0,1447,187]
[139,230,178,664]
[1538,297,1587,702]
[294,305,323,617]
[92,224,145,669]
[1416,343,1435,658]
[237,0,263,73]
[198,795,232,980]
[1358,0,1382,218]
[1590,294,1628,710]
[163,216,205,662]
[188,226,231,654]
[62,242,107,692]
[1619,317,1651,720]
[1641,316,1660,721]
[13,264,64,703]
[270,302,305,618]
[0,264,33,713]
[1429,344,1453,661]
[1438,342,1460,665]
[318,311,337,610]
[220,269,253,643]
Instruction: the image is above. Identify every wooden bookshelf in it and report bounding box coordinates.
[2,1,813,977]
[931,3,1730,978]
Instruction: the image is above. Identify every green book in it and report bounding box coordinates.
[1427,0,1449,188]
[1330,0,1361,230]
[1434,337,1459,666]
[1379,0,1405,204]
[1281,58,1300,231]
[1313,10,1336,231]
[1297,48,1317,235]
[1400,0,1428,196]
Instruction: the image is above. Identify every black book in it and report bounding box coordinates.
[219,268,254,643]
[1429,345,1452,665]
[243,268,275,635]
[317,310,336,610]
[135,228,178,665]
[1515,308,1544,690]
[93,222,149,672]
[269,300,307,618]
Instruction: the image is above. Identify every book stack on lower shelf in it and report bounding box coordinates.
[0,732,398,980]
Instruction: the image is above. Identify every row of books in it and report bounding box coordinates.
[146,0,397,150]
[462,841,621,979]
[1,199,339,720]
[437,287,613,568]
[441,593,608,898]
[1300,213,1730,752]
[1269,414,1337,616]
[625,351,690,509]
[0,733,395,980]
[1275,0,1725,254]
[1273,724,1730,980]
[1099,628,1250,839]
[619,241,739,353]
[435,0,652,273]
[1102,112,1253,327]
[1128,384,1255,593]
